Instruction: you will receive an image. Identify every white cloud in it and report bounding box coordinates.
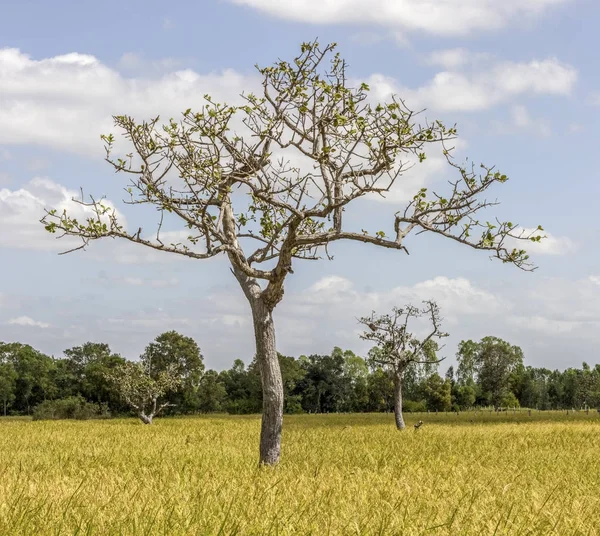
[0,177,125,252]
[401,276,504,316]
[506,315,582,335]
[280,274,504,354]
[230,0,570,36]
[367,58,577,113]
[426,49,490,70]
[0,48,256,156]
[116,275,179,287]
[508,227,577,256]
[0,47,576,165]
[8,316,50,328]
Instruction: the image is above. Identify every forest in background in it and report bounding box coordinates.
[1,331,599,419]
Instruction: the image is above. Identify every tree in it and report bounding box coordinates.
[196,370,227,413]
[423,372,452,412]
[367,367,395,412]
[220,359,262,414]
[296,351,347,413]
[0,362,17,416]
[359,301,447,429]
[41,41,540,464]
[456,337,524,408]
[340,349,369,412]
[141,331,204,413]
[63,342,125,410]
[0,342,54,414]
[107,362,181,424]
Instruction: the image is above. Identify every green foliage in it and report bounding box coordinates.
[2,334,599,417]
[62,342,126,410]
[0,342,54,414]
[423,373,452,412]
[141,331,205,413]
[106,361,182,422]
[32,396,110,421]
[196,370,227,413]
[0,362,17,416]
[402,399,428,413]
[456,336,524,408]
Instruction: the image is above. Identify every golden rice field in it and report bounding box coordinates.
[1,412,599,535]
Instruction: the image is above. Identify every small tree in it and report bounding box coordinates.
[41,41,540,464]
[359,301,447,429]
[141,331,204,413]
[108,362,181,424]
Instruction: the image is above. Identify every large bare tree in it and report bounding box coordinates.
[360,301,447,430]
[41,41,541,465]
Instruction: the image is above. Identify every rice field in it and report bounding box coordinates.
[1,411,599,535]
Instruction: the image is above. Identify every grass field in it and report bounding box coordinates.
[1,412,599,535]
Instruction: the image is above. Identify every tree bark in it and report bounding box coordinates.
[139,413,153,424]
[250,297,284,466]
[393,372,406,430]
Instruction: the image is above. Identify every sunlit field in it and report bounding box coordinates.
[1,412,599,535]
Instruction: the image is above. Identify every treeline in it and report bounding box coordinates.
[1,332,599,418]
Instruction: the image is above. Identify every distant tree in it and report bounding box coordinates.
[340,349,369,412]
[63,342,125,410]
[453,382,477,409]
[366,367,395,412]
[423,372,452,412]
[359,301,447,429]
[456,336,524,408]
[41,41,540,464]
[273,354,306,414]
[107,362,181,424]
[220,359,262,414]
[445,365,455,383]
[0,362,17,416]
[196,370,227,413]
[141,331,204,413]
[0,342,54,414]
[297,351,347,413]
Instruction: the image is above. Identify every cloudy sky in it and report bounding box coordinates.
[1,0,599,371]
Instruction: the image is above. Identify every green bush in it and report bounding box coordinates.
[402,400,427,413]
[500,392,520,409]
[32,396,110,421]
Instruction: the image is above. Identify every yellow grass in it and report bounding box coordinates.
[1,412,599,535]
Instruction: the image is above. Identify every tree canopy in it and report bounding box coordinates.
[40,40,543,464]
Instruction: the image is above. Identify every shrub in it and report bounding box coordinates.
[403,400,427,413]
[500,392,520,409]
[32,396,110,421]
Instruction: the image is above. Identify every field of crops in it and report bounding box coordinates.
[1,411,599,535]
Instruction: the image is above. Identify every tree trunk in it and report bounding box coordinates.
[251,298,284,466]
[3,400,6,417]
[393,372,406,430]
[139,413,153,424]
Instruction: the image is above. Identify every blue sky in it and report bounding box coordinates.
[1,0,599,371]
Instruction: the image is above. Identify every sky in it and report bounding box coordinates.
[1,0,599,371]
